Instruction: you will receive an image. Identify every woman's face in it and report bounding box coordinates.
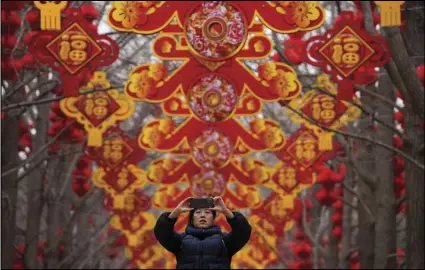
[192,208,215,228]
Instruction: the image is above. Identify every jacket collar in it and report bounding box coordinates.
[185,224,222,239]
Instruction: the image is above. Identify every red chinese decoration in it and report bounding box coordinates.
[72,154,93,197]
[107,2,325,35]
[276,125,341,184]
[304,11,391,101]
[48,101,85,152]
[2,2,36,81]
[315,164,346,206]
[28,8,119,96]
[287,75,362,150]
[89,128,147,209]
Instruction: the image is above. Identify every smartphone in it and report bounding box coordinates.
[189,198,215,209]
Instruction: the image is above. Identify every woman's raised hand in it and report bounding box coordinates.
[168,197,193,219]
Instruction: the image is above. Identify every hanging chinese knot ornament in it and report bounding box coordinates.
[274,124,342,193]
[287,75,362,150]
[28,7,119,97]
[304,11,391,101]
[88,128,146,209]
[60,71,135,146]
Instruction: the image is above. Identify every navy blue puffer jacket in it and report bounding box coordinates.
[154,211,251,269]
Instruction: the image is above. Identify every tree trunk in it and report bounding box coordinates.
[58,151,80,267]
[404,110,424,269]
[340,162,354,269]
[357,5,378,267]
[373,69,397,269]
[24,78,51,269]
[1,113,21,269]
[357,85,377,269]
[326,207,339,269]
[46,158,64,268]
[383,28,424,122]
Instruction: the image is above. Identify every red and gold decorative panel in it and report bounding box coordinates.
[60,72,135,147]
[87,127,145,172]
[232,228,278,269]
[110,1,311,106]
[92,164,146,209]
[103,190,152,216]
[110,212,156,247]
[304,12,391,101]
[29,9,119,97]
[107,1,325,35]
[287,75,361,150]
[139,117,286,156]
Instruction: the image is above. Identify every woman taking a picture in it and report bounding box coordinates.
[154,196,252,269]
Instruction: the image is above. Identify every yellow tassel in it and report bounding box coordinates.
[128,235,137,247]
[34,1,68,31]
[374,1,405,27]
[318,131,334,151]
[87,129,103,147]
[125,248,133,260]
[113,195,125,209]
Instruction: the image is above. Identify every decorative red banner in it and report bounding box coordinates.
[304,12,391,101]
[87,127,145,172]
[107,1,325,35]
[59,72,134,147]
[28,8,119,97]
[275,125,341,184]
[287,75,361,150]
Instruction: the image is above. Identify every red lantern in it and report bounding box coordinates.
[289,261,303,269]
[302,260,313,269]
[351,261,360,269]
[316,188,336,206]
[334,11,357,27]
[23,31,39,45]
[81,4,100,22]
[25,10,40,29]
[58,244,65,258]
[21,54,35,67]
[4,11,22,30]
[331,213,343,225]
[332,226,343,239]
[322,236,328,246]
[393,136,403,149]
[394,112,404,126]
[283,39,306,65]
[271,52,281,62]
[294,242,312,259]
[332,200,343,210]
[417,65,424,86]
[399,202,406,213]
[393,156,405,172]
[396,90,403,100]
[396,248,405,265]
[295,229,306,241]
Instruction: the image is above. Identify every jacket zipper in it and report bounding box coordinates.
[199,240,203,268]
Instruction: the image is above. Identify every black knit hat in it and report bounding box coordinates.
[188,208,217,225]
